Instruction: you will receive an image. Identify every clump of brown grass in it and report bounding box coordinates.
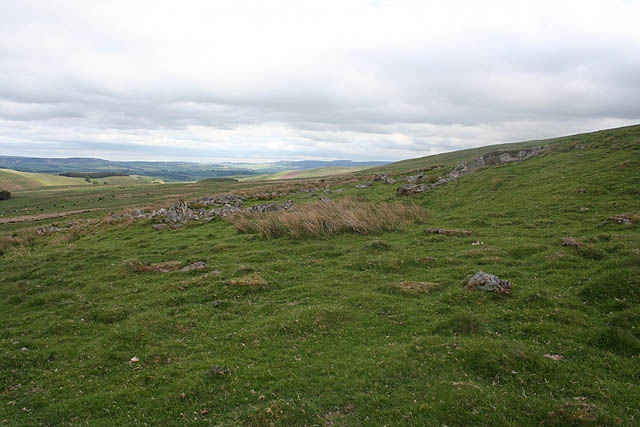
[230,198,425,239]
[127,260,183,273]
[228,273,267,287]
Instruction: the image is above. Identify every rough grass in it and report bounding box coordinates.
[1,125,639,425]
[230,198,425,238]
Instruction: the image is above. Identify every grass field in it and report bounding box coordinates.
[0,169,90,191]
[1,125,639,425]
[241,166,374,181]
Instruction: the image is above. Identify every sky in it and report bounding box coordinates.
[0,0,639,163]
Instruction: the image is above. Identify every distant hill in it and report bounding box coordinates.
[0,168,89,191]
[0,168,163,191]
[0,156,389,182]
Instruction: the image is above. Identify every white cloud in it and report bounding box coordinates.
[0,0,638,161]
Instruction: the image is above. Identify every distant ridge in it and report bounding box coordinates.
[0,156,389,182]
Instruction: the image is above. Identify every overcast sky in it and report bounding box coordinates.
[1,0,639,162]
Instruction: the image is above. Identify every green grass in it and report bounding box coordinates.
[1,125,639,425]
[241,166,373,181]
[0,168,90,191]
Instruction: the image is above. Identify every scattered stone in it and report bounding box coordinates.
[396,184,429,196]
[465,271,512,295]
[608,214,632,225]
[208,366,230,377]
[132,208,146,218]
[179,261,208,272]
[406,174,424,184]
[152,223,168,231]
[575,143,586,150]
[578,188,587,193]
[471,241,483,246]
[561,237,582,247]
[354,181,372,189]
[130,356,139,363]
[169,223,185,230]
[334,188,344,193]
[373,173,396,184]
[212,300,227,307]
[20,347,28,352]
[165,200,191,224]
[319,196,330,202]
[424,228,473,236]
[36,225,72,234]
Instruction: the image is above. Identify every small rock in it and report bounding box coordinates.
[471,241,483,246]
[319,196,330,202]
[152,224,168,231]
[354,181,372,189]
[396,183,428,196]
[578,188,587,193]
[179,262,208,272]
[208,366,230,377]
[465,271,512,295]
[20,347,28,352]
[561,237,582,247]
[130,356,139,363]
[608,214,632,225]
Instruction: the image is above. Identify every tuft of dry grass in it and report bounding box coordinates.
[228,273,268,287]
[127,260,183,273]
[230,198,425,239]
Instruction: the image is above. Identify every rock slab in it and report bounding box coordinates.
[465,271,512,295]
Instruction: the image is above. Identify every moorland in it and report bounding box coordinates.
[0,125,638,425]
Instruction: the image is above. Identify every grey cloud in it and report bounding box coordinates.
[0,0,639,162]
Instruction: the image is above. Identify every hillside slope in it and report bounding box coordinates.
[1,125,638,425]
[0,168,89,191]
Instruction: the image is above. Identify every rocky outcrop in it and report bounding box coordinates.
[465,271,512,295]
[398,145,550,196]
[373,174,396,184]
[164,200,192,224]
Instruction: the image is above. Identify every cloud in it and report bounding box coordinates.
[0,0,638,161]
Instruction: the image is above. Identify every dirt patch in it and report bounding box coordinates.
[128,260,183,273]
[0,209,101,224]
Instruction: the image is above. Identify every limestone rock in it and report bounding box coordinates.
[373,174,396,184]
[397,184,428,196]
[354,181,372,189]
[465,271,512,295]
[165,200,192,224]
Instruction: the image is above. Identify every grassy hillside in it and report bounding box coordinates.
[0,168,90,191]
[241,166,373,181]
[367,124,640,175]
[0,168,164,192]
[0,125,639,425]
